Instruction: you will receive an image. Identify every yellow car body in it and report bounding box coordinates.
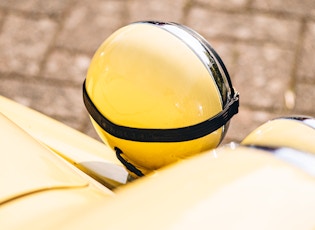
[1,95,315,229]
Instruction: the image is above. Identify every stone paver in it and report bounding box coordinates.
[251,0,315,17]
[194,0,250,9]
[127,0,187,22]
[0,0,71,17]
[0,14,57,76]
[42,49,90,85]
[297,21,315,83]
[0,0,315,144]
[295,83,315,114]
[187,7,301,47]
[229,43,294,110]
[56,0,126,53]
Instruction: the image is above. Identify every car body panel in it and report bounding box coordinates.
[0,96,128,188]
[63,146,315,230]
[0,111,115,229]
[1,95,315,229]
[242,118,315,154]
[0,112,86,203]
[1,185,112,230]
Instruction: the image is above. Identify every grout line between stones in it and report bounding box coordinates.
[0,70,83,88]
[37,1,78,81]
[286,17,308,112]
[181,0,194,24]
[0,8,8,34]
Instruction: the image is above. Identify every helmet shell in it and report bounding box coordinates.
[85,22,235,174]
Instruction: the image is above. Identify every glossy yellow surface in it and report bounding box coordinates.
[1,188,110,230]
[2,100,315,229]
[0,113,84,204]
[242,118,315,154]
[86,23,223,173]
[62,145,315,229]
[0,112,114,230]
[0,96,128,187]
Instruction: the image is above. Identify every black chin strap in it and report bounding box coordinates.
[83,80,239,143]
[115,147,144,177]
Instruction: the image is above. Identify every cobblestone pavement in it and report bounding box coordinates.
[0,0,315,145]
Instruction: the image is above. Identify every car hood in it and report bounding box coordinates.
[0,112,88,204]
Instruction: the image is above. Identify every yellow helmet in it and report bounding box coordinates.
[242,116,315,154]
[83,21,239,177]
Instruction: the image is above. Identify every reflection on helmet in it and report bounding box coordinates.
[83,21,239,177]
[242,116,315,155]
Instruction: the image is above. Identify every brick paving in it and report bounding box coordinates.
[0,0,315,144]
